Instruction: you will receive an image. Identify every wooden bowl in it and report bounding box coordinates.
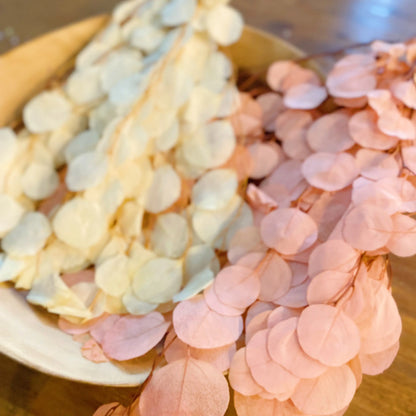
[0,17,306,386]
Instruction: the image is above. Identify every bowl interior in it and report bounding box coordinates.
[0,19,304,386]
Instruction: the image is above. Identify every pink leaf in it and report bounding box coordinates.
[308,240,359,278]
[391,79,416,109]
[334,96,367,109]
[248,142,281,179]
[267,61,297,92]
[236,252,266,269]
[307,270,353,304]
[229,348,263,396]
[302,152,359,192]
[164,330,236,372]
[90,314,122,344]
[359,284,402,354]
[139,357,230,416]
[356,149,400,180]
[222,145,254,181]
[349,109,398,150]
[281,66,321,93]
[204,284,246,317]
[231,93,263,137]
[268,317,327,379]
[281,128,313,161]
[291,365,357,415]
[256,92,285,131]
[367,89,416,140]
[173,295,243,348]
[297,304,361,366]
[306,110,355,153]
[267,61,320,93]
[326,54,377,98]
[234,393,305,416]
[342,204,393,251]
[228,226,267,264]
[246,329,299,399]
[214,265,260,309]
[260,208,318,255]
[284,83,327,110]
[308,188,352,242]
[246,184,279,212]
[245,301,275,326]
[263,159,304,194]
[267,306,301,329]
[81,338,109,363]
[359,341,400,376]
[275,110,313,142]
[289,261,308,286]
[245,310,272,343]
[386,213,416,256]
[371,40,406,57]
[274,279,310,308]
[101,312,170,361]
[351,177,401,215]
[256,251,292,301]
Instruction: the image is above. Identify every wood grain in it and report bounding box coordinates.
[0,1,415,416]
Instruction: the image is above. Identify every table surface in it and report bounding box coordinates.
[0,1,415,415]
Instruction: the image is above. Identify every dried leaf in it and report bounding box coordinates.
[260,208,318,255]
[23,91,72,133]
[229,348,263,396]
[291,365,357,415]
[268,317,327,379]
[359,341,400,376]
[101,312,170,361]
[256,92,285,131]
[214,265,260,309]
[342,204,393,251]
[192,169,238,210]
[256,251,292,302]
[164,330,236,372]
[66,151,108,192]
[206,5,243,46]
[0,194,24,236]
[139,357,230,416]
[2,212,51,256]
[81,338,109,363]
[306,111,354,153]
[132,257,183,304]
[307,270,353,304]
[145,165,181,214]
[349,109,398,150]
[248,143,281,180]
[173,295,243,348]
[308,240,359,278]
[246,329,299,399]
[297,304,361,366]
[284,83,327,110]
[386,213,416,256]
[302,152,359,192]
[53,197,107,249]
[326,54,377,98]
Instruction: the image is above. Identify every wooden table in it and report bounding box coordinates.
[0,1,415,415]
